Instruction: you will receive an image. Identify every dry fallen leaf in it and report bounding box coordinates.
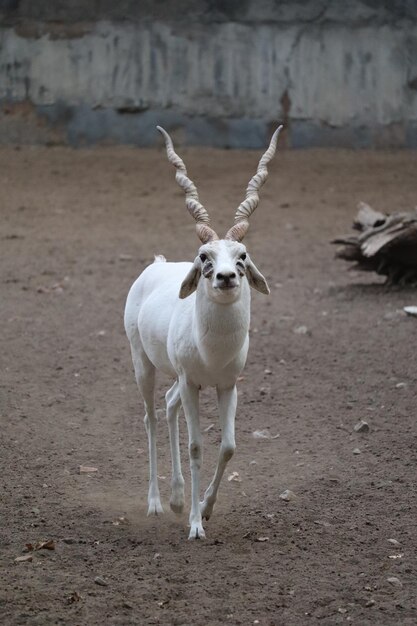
[38,539,55,550]
[25,539,55,552]
[388,554,403,559]
[252,429,280,440]
[112,517,129,526]
[66,591,82,604]
[37,283,64,294]
[51,283,64,293]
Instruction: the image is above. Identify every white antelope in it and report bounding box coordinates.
[124,125,282,539]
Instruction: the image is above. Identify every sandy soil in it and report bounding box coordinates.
[1,144,417,626]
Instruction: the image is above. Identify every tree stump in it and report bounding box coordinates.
[332,202,417,285]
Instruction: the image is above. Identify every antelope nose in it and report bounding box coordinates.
[216,271,236,282]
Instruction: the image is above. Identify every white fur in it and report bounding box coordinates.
[124,238,269,539]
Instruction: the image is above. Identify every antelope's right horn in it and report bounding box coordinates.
[157,126,218,244]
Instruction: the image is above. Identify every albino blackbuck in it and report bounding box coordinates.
[124,125,282,539]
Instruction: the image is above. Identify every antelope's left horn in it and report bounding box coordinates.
[225,125,283,242]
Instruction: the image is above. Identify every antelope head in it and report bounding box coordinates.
[157,125,282,303]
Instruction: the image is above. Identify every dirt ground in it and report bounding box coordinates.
[1,143,417,626]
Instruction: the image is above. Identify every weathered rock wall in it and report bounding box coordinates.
[0,0,416,147]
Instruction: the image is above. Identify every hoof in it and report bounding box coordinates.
[170,499,184,515]
[188,523,206,540]
[147,497,164,516]
[200,500,213,521]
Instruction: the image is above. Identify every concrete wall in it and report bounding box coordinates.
[0,1,417,148]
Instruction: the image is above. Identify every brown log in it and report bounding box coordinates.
[332,203,417,285]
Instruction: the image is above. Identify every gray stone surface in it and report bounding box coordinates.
[2,1,417,24]
[0,1,416,146]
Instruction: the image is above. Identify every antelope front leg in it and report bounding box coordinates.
[179,378,205,539]
[201,385,237,520]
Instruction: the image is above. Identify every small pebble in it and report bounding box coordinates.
[293,325,309,335]
[388,538,401,547]
[395,382,407,389]
[94,576,108,587]
[353,448,361,455]
[279,489,297,502]
[354,420,370,433]
[387,576,402,588]
[15,554,33,563]
[79,466,98,474]
[366,599,375,607]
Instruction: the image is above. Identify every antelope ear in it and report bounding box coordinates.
[246,257,270,295]
[179,260,201,299]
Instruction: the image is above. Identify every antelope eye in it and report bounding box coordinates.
[239,253,247,261]
[199,253,208,263]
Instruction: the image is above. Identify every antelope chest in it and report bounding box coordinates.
[176,333,249,389]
